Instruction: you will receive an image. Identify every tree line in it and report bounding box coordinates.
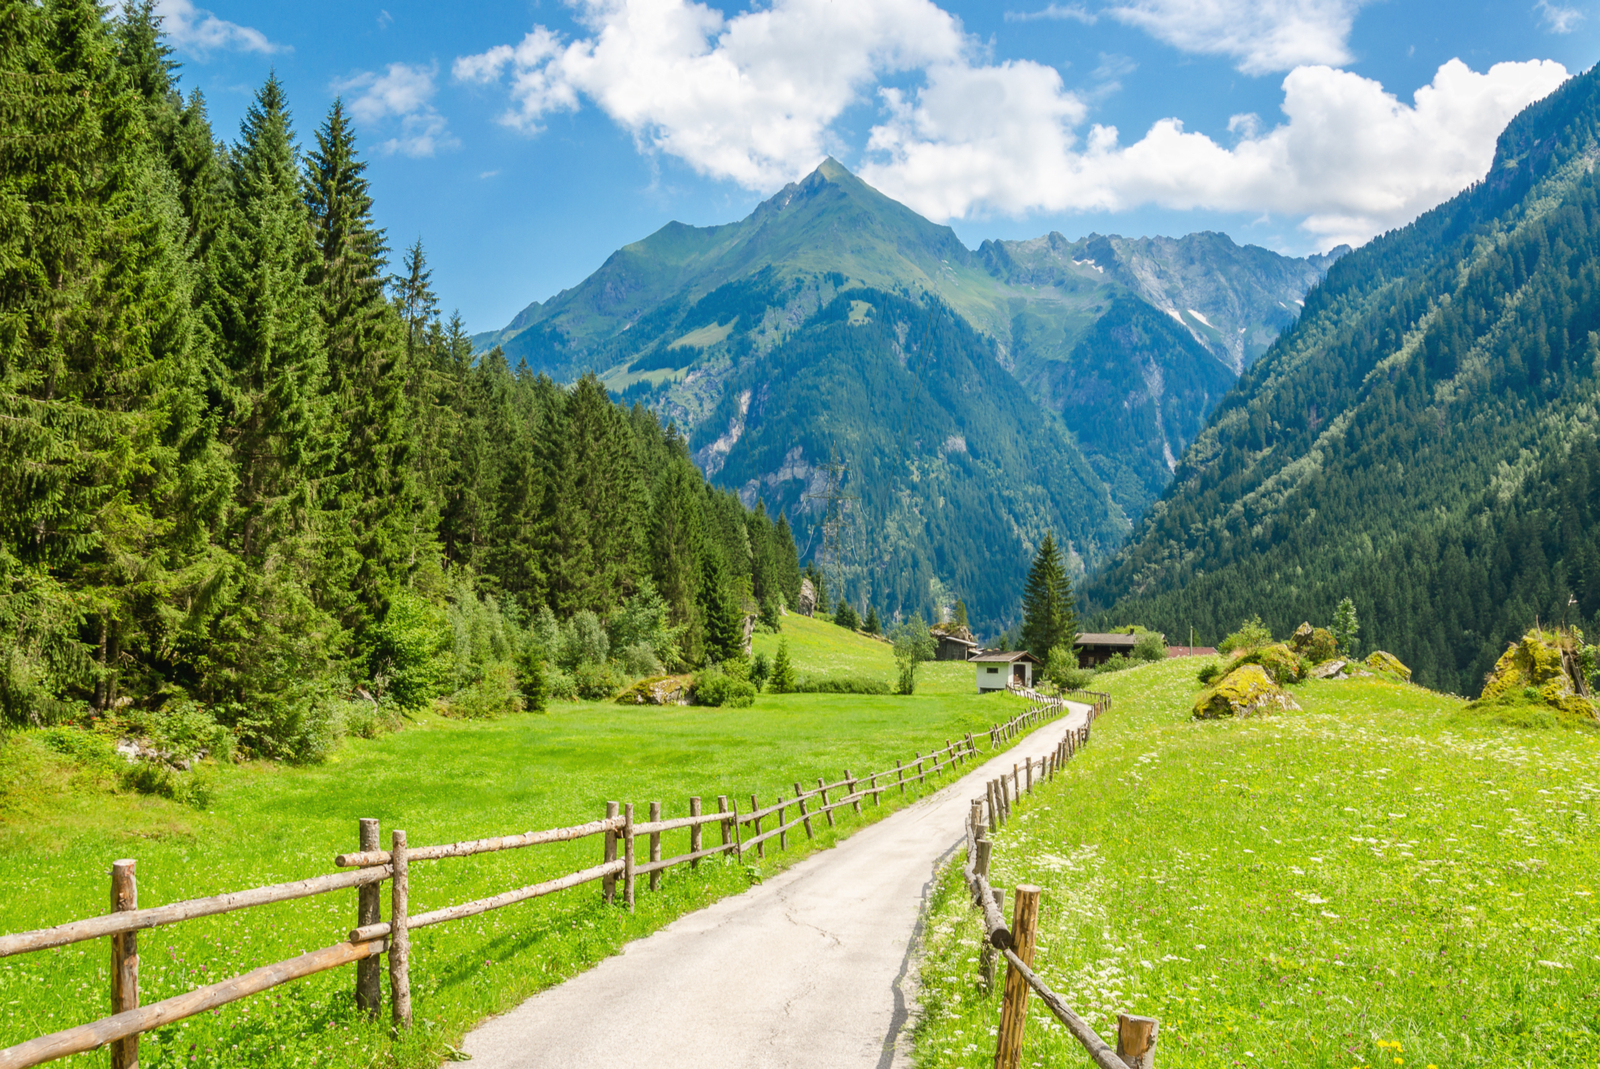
[0,1,801,754]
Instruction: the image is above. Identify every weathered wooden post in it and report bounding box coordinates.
[845,771,860,815]
[994,884,1041,1069]
[979,887,1002,990]
[1117,1015,1159,1068]
[946,740,956,767]
[794,784,814,838]
[623,803,636,910]
[916,752,925,779]
[974,837,992,883]
[817,778,835,828]
[986,780,999,833]
[999,776,1011,822]
[356,818,382,1013]
[648,802,663,891]
[750,795,764,858]
[969,801,983,841]
[110,859,138,1069]
[1025,758,1033,794]
[689,797,703,870]
[897,760,906,794]
[717,795,731,853]
[1012,763,1021,799]
[603,803,619,904]
[870,774,880,806]
[729,798,742,855]
[388,830,411,1029]
[776,796,788,851]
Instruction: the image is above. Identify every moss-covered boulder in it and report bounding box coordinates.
[1193,664,1303,720]
[1363,650,1412,682]
[1234,642,1306,685]
[1473,630,1597,725]
[615,674,691,705]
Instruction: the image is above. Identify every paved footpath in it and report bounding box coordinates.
[459,703,1091,1069]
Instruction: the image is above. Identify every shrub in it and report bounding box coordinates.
[690,666,756,707]
[1045,644,1088,689]
[517,645,548,712]
[545,667,577,701]
[1132,632,1167,662]
[573,661,623,701]
[139,701,231,762]
[366,590,453,710]
[751,652,771,692]
[1095,653,1137,674]
[444,663,524,719]
[1235,643,1307,686]
[568,611,610,670]
[329,697,402,740]
[834,600,859,630]
[617,641,662,679]
[791,675,892,695]
[36,727,118,768]
[119,761,216,809]
[1197,658,1228,685]
[1218,616,1273,655]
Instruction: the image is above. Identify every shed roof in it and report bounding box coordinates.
[1073,632,1140,647]
[970,650,1042,664]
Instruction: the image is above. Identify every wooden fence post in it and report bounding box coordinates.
[1013,763,1021,800]
[979,887,1002,991]
[603,803,619,904]
[986,781,999,833]
[817,778,835,828]
[750,795,764,858]
[994,884,1041,1069]
[777,796,788,851]
[729,798,742,856]
[689,797,703,870]
[388,830,411,1029]
[999,776,1011,822]
[870,774,879,806]
[717,795,730,853]
[946,740,956,767]
[648,802,663,891]
[1117,1015,1159,1068]
[1025,759,1033,794]
[797,791,813,839]
[974,838,992,883]
[845,771,860,815]
[110,859,137,1069]
[623,804,636,911]
[897,760,906,794]
[916,753,925,779]
[356,818,381,1014]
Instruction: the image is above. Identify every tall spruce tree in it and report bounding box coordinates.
[1020,533,1077,660]
[650,459,707,664]
[305,100,415,629]
[199,74,341,724]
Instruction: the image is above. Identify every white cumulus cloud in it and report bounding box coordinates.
[863,58,1570,247]
[453,0,966,189]
[1536,0,1584,33]
[333,62,458,158]
[154,0,283,56]
[1106,0,1370,74]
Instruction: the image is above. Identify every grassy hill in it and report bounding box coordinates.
[0,675,1025,1069]
[912,658,1600,1068]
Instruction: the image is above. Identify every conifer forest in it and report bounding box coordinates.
[0,1,802,756]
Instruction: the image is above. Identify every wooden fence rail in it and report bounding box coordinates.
[960,696,1158,1068]
[0,689,1082,1069]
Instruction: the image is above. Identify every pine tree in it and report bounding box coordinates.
[305,100,414,630]
[392,238,438,362]
[834,599,859,630]
[770,639,797,693]
[650,460,706,663]
[698,544,743,662]
[863,606,881,635]
[1020,533,1077,660]
[953,600,968,629]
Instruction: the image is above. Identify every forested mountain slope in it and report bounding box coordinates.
[1089,63,1600,696]
[691,289,1125,637]
[479,161,1339,621]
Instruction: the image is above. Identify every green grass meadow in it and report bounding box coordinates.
[0,618,1020,1068]
[911,658,1600,1068]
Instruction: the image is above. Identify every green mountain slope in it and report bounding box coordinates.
[477,160,1337,631]
[689,288,1125,636]
[1089,63,1600,695]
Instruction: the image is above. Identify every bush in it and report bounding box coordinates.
[1197,658,1228,685]
[139,701,232,762]
[751,652,771,692]
[1132,632,1167,662]
[1218,616,1273,655]
[366,590,452,710]
[791,675,892,695]
[517,645,548,712]
[573,661,623,701]
[568,610,610,669]
[225,696,338,764]
[1236,643,1306,686]
[1044,644,1086,689]
[690,666,756,707]
[443,663,524,719]
[1095,653,1137,674]
[119,761,216,809]
[545,667,577,701]
[35,727,118,768]
[617,641,662,678]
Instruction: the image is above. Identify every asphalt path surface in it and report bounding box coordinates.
[458,702,1092,1069]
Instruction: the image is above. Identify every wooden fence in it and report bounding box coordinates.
[961,698,1159,1069]
[0,692,1084,1069]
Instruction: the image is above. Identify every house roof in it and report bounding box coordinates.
[1074,632,1140,648]
[971,651,1042,664]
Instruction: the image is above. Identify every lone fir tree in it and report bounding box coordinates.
[1020,533,1078,661]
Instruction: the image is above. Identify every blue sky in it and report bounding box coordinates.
[156,0,1599,333]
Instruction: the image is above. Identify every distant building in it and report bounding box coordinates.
[1166,645,1217,658]
[931,625,979,661]
[1073,632,1139,668]
[972,651,1040,692]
